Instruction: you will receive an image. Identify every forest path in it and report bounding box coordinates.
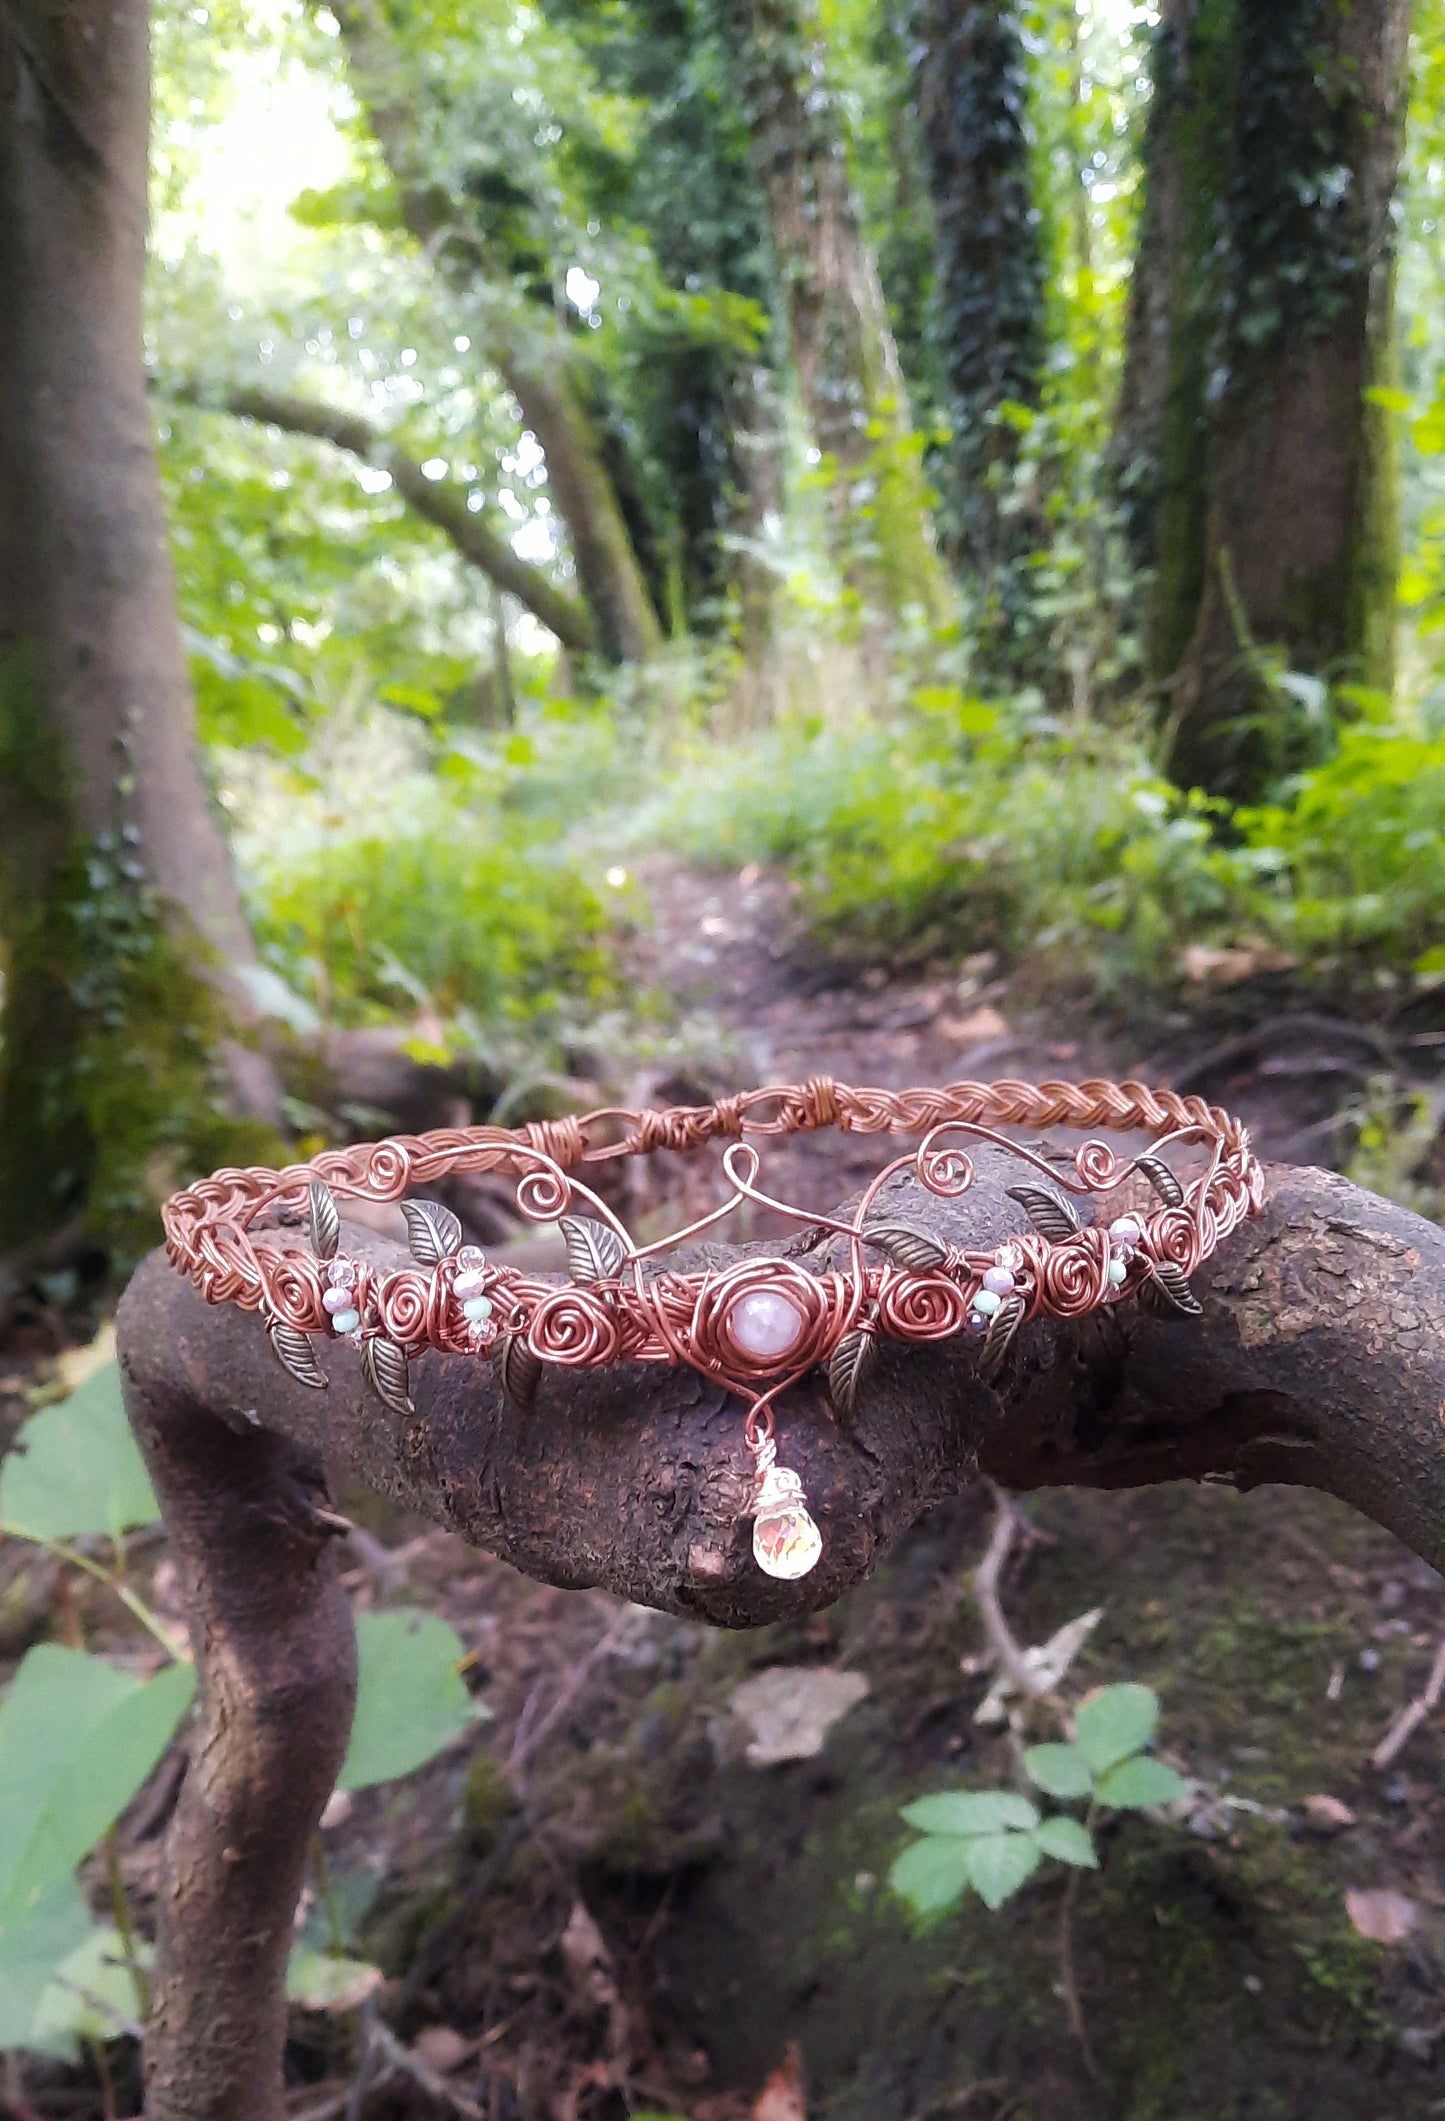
[628,853,1353,1177]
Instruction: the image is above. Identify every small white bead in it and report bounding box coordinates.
[1107,1258,1128,1286]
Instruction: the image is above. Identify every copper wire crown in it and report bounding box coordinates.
[163,1076,1263,1580]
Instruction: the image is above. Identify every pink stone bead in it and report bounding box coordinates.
[983,1266,1016,1295]
[729,1289,805,1360]
[322,1286,352,1314]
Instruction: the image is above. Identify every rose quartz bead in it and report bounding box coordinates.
[730,1289,804,1360]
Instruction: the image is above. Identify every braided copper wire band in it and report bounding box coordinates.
[162,1077,1263,1408]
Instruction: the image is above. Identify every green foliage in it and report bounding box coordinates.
[0,1366,493,2053]
[0,1363,159,1544]
[891,1685,1184,1921]
[0,1648,197,1926]
[651,698,1445,996]
[340,1611,479,1790]
[247,816,616,1030]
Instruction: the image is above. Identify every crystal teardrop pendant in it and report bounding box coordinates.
[751,1461,823,1580]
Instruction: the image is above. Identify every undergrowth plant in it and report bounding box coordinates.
[0,1346,483,2058]
[890,1682,1186,1917]
[644,689,1445,1000]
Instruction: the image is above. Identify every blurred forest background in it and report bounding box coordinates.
[6,0,1445,2115]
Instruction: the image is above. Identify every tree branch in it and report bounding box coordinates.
[168,380,598,658]
[117,1155,1445,2117]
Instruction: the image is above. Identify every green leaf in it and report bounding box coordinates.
[30,1923,153,2054]
[1094,1756,1188,1811]
[1073,1684,1160,1774]
[0,1362,158,1542]
[338,1610,475,1791]
[0,1878,91,2049]
[1023,1743,1095,1799]
[1034,1816,1098,1869]
[888,1835,974,1916]
[966,1831,1042,1910]
[0,1647,196,1910]
[898,1789,1039,1838]
[286,1947,385,2012]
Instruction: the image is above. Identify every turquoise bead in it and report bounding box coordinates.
[973,1287,1002,1317]
[331,1308,360,1335]
[463,1295,494,1322]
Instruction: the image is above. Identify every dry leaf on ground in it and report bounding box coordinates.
[752,2042,807,2121]
[729,1667,869,1767]
[1345,1887,1417,1944]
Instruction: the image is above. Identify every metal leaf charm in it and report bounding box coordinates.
[1137,1155,1185,1208]
[560,1214,627,1284]
[362,1335,414,1417]
[862,1222,948,1273]
[1141,1259,1203,1318]
[268,1318,328,1390]
[500,1333,543,1414]
[827,1321,878,1416]
[308,1180,340,1261]
[1005,1184,1082,1242]
[401,1197,463,1267]
[980,1294,1026,1383]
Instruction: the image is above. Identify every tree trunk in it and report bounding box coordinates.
[0,0,276,1254]
[1117,0,1408,800]
[121,1148,1445,2115]
[916,0,1047,618]
[724,0,950,624]
[325,0,664,666]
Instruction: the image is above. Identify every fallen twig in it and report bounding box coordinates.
[1372,1632,1445,1771]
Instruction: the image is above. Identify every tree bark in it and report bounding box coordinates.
[917,0,1047,578]
[324,0,664,666]
[1117,0,1408,801]
[0,0,277,1251]
[170,382,598,656]
[121,1151,1445,2115]
[722,0,950,623]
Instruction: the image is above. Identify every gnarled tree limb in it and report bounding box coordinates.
[168,379,598,657]
[118,1156,1445,2119]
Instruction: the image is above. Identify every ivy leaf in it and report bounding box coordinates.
[1023,1742,1095,1800]
[0,1363,158,1542]
[0,1649,196,1913]
[338,1610,478,1791]
[1073,1683,1160,1774]
[899,1789,1039,1837]
[888,1834,974,1916]
[966,1830,1042,1910]
[1094,1756,1188,1811]
[1034,1816,1099,1869]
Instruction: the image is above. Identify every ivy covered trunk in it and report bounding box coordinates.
[724,0,949,624]
[1117,0,1409,801]
[917,0,1047,645]
[0,0,275,1255]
